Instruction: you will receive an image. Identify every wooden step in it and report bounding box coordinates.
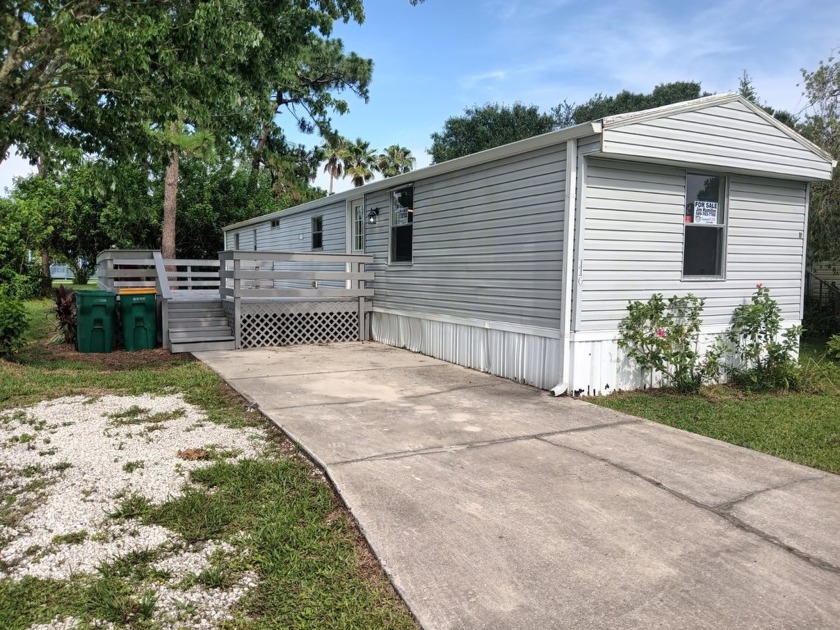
[168,318,230,329]
[169,326,232,336]
[168,307,225,317]
[169,331,234,343]
[171,339,236,353]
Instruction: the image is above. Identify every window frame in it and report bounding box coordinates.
[270,218,280,228]
[311,216,324,251]
[351,200,365,253]
[681,172,728,281]
[233,232,240,250]
[388,184,414,265]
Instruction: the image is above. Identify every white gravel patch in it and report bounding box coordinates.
[0,394,265,602]
[155,571,260,630]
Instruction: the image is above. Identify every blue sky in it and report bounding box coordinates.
[2,0,838,195]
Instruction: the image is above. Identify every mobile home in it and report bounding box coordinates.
[224,94,835,393]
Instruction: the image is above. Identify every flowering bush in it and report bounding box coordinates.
[727,285,802,390]
[618,293,722,392]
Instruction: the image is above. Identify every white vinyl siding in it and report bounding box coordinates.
[225,199,347,290]
[602,100,833,181]
[577,159,807,331]
[366,145,567,330]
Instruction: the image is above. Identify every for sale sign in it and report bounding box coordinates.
[693,201,719,224]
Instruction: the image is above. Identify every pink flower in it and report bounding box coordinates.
[756,283,763,288]
[656,328,666,338]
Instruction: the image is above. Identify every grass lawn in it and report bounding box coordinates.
[1,298,417,629]
[590,339,840,474]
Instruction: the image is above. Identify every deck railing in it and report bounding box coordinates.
[218,250,373,300]
[219,250,374,346]
[97,250,220,299]
[97,249,376,349]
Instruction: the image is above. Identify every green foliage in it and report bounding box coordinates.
[799,51,840,266]
[343,137,379,187]
[0,264,44,300]
[727,286,802,391]
[429,102,556,163]
[0,195,51,296]
[617,293,721,392]
[571,82,706,123]
[0,296,29,358]
[827,334,840,361]
[377,145,416,178]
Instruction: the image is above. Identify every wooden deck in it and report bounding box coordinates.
[97,249,374,351]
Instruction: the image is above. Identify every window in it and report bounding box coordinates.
[311,216,323,250]
[270,219,280,228]
[390,186,413,263]
[683,173,726,278]
[252,229,258,251]
[234,232,240,250]
[352,201,365,252]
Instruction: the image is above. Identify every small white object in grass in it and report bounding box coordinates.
[0,394,265,581]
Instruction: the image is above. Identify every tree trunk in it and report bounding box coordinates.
[37,153,51,290]
[161,146,179,260]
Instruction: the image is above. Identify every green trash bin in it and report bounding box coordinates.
[120,291,157,351]
[76,291,117,353]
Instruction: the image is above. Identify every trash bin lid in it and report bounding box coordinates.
[118,287,157,295]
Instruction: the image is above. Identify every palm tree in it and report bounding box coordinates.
[377,145,416,178]
[343,138,379,187]
[321,135,348,194]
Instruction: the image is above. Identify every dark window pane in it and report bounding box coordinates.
[312,216,323,250]
[391,225,413,262]
[390,186,413,262]
[683,226,723,276]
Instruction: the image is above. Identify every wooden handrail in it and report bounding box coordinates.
[217,250,374,300]
[152,251,173,299]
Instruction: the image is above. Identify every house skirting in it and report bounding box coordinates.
[371,310,562,390]
[229,299,361,348]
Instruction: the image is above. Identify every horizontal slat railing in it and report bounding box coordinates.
[97,250,157,292]
[218,250,374,301]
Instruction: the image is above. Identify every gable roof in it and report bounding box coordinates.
[601,93,835,167]
[226,94,835,231]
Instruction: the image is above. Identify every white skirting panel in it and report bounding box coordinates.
[569,319,803,396]
[372,312,562,390]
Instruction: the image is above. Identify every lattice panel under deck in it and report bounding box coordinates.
[240,301,359,348]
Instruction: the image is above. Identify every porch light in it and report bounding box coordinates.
[367,208,380,225]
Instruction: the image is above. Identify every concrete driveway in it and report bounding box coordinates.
[195,342,840,629]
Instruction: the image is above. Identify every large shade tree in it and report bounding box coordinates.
[429,103,556,164]
[799,50,840,265]
[1,0,372,260]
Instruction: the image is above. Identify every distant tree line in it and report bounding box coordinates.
[427,66,840,266]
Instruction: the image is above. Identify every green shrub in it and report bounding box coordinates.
[727,285,801,391]
[0,296,29,358]
[827,334,840,362]
[618,293,722,393]
[0,264,45,300]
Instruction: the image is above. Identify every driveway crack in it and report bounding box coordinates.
[536,437,840,576]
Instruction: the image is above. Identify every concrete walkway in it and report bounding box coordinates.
[195,342,840,629]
